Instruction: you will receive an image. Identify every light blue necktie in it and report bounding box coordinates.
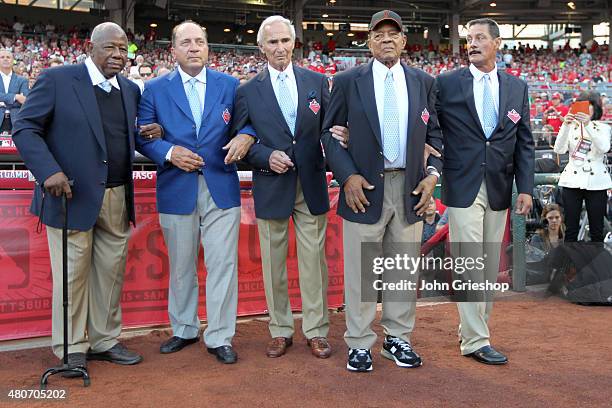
[482,74,498,139]
[186,77,202,134]
[277,72,296,136]
[383,71,400,162]
[98,80,112,93]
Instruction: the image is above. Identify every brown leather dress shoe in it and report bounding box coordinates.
[266,337,293,358]
[307,337,332,359]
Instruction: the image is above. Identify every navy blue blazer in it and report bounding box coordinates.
[136,68,248,214]
[321,61,444,225]
[435,67,534,210]
[231,66,330,219]
[12,64,139,230]
[0,73,29,125]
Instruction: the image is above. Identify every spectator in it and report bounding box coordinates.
[421,197,441,244]
[531,204,565,252]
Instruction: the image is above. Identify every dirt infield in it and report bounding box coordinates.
[0,297,610,408]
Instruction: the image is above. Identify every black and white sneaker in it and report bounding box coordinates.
[381,336,422,368]
[347,348,373,372]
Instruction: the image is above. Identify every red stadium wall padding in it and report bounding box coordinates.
[0,189,345,341]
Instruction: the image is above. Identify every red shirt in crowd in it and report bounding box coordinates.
[544,103,569,133]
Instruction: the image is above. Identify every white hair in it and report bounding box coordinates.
[257,15,295,45]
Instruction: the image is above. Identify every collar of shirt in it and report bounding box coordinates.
[177,65,207,85]
[469,63,498,86]
[267,63,295,84]
[85,57,120,90]
[372,58,403,82]
[0,71,12,81]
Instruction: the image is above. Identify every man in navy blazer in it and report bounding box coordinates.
[0,49,29,129]
[136,21,255,364]
[231,16,348,360]
[435,18,534,365]
[321,10,443,372]
[12,23,162,377]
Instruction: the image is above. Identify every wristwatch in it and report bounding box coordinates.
[426,166,440,179]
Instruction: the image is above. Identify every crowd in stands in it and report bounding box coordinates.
[1,17,611,135]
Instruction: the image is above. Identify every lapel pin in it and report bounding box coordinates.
[421,108,430,125]
[222,108,231,125]
[507,109,521,124]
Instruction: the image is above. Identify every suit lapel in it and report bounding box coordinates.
[495,71,510,133]
[460,68,486,138]
[72,64,106,154]
[293,65,309,140]
[355,62,382,148]
[403,64,420,145]
[167,71,195,125]
[7,74,16,93]
[118,76,136,158]
[201,68,224,128]
[256,68,293,138]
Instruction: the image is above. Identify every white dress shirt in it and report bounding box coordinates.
[267,63,298,114]
[85,57,120,91]
[1,71,12,97]
[372,59,409,169]
[166,66,207,161]
[469,64,499,133]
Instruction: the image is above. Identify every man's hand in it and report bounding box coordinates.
[515,193,533,216]
[412,175,437,216]
[330,125,349,148]
[269,150,294,173]
[170,146,204,172]
[424,143,441,165]
[44,171,72,199]
[139,123,164,139]
[344,174,374,213]
[14,94,26,104]
[223,134,255,164]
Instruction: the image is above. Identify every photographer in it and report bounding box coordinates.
[553,91,612,242]
[530,204,565,251]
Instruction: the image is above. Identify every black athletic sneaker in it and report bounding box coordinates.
[347,348,373,372]
[381,336,422,368]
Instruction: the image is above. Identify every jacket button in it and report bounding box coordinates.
[481,162,486,167]
[100,181,105,185]
[192,125,196,129]
[574,171,577,174]
[379,151,383,155]
[590,172,594,175]
[486,141,490,146]
[103,160,108,164]
[587,159,591,163]
[380,173,384,178]
[292,140,296,145]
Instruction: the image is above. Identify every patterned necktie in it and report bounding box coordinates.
[186,77,202,134]
[98,80,112,93]
[383,70,400,162]
[482,73,498,139]
[277,72,296,136]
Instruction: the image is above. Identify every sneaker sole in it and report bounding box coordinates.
[346,362,373,372]
[381,348,422,368]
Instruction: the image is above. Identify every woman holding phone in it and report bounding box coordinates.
[553,91,612,242]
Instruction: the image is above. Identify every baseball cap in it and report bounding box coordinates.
[551,92,562,99]
[369,10,403,32]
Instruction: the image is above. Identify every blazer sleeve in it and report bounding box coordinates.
[234,86,275,170]
[424,77,443,172]
[513,83,535,195]
[583,121,611,155]
[553,122,571,154]
[321,76,358,184]
[11,71,63,184]
[19,76,30,97]
[135,84,174,167]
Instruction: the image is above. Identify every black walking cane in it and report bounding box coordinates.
[40,181,90,389]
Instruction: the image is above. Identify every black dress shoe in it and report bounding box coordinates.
[87,343,143,365]
[207,345,237,364]
[466,345,508,365]
[160,336,199,354]
[61,352,87,378]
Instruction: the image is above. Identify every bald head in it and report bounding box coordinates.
[90,22,127,45]
[89,22,129,79]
